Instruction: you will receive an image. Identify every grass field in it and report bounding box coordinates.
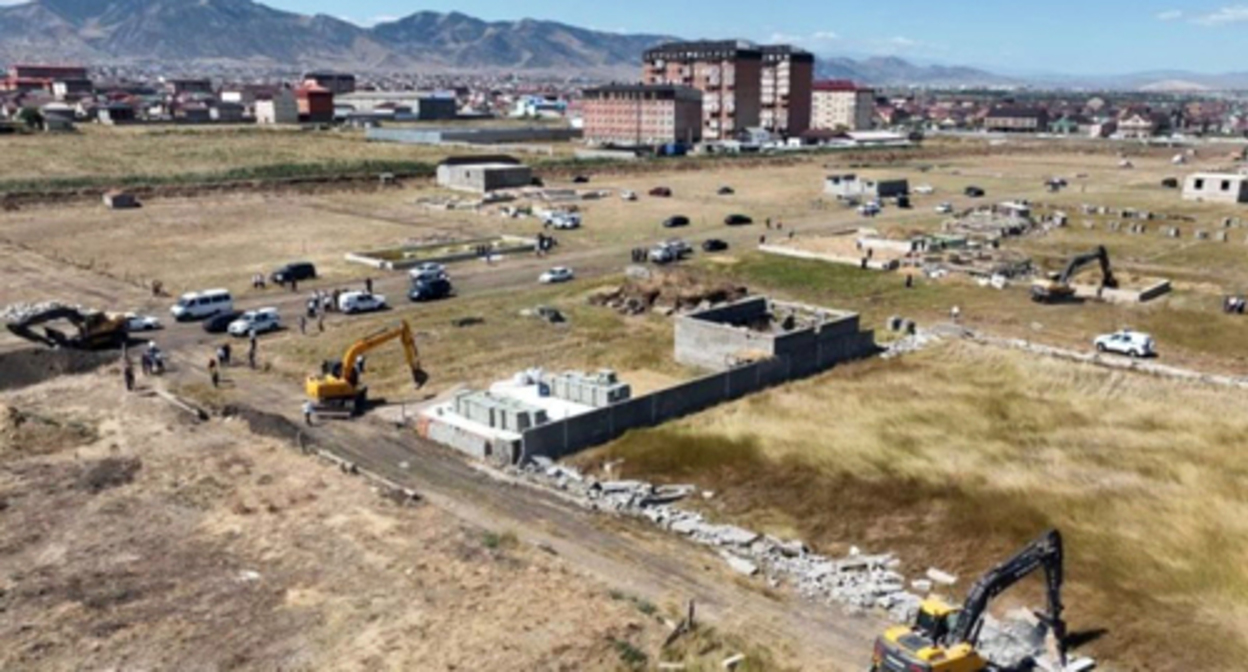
[578,342,1248,671]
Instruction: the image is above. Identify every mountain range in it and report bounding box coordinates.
[3,0,1248,89]
[0,0,673,75]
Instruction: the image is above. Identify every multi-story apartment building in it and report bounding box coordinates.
[1,64,90,93]
[582,84,703,146]
[642,40,763,141]
[812,80,875,131]
[760,45,813,136]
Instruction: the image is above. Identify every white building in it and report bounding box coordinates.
[812,80,874,131]
[255,91,299,125]
[1182,173,1248,204]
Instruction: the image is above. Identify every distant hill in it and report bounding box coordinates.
[816,56,1018,88]
[0,0,673,74]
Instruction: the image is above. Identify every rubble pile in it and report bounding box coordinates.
[589,270,747,317]
[521,459,925,622]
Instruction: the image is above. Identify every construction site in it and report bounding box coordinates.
[3,135,1248,672]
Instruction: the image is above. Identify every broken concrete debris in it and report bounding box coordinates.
[926,567,959,586]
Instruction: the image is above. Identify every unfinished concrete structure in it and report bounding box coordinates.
[824,174,909,200]
[1183,173,1248,204]
[674,297,876,372]
[436,156,533,193]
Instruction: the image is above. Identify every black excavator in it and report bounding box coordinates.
[870,529,1068,672]
[1031,246,1117,303]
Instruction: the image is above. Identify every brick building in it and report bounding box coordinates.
[296,82,334,123]
[643,40,763,141]
[812,80,875,131]
[760,45,813,136]
[1,65,89,93]
[581,84,702,146]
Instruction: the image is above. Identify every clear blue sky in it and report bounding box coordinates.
[266,0,1248,75]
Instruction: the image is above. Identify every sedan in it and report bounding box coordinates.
[539,267,575,284]
[717,185,735,195]
[724,214,753,226]
[663,215,690,228]
[649,187,673,197]
[202,310,242,334]
[125,313,162,332]
[702,239,729,252]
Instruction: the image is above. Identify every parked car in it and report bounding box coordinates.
[410,262,447,280]
[270,261,316,285]
[338,291,387,315]
[227,308,281,337]
[935,202,954,214]
[171,288,233,321]
[649,186,673,197]
[202,310,242,334]
[964,186,986,198]
[717,185,735,195]
[702,239,729,252]
[648,246,676,264]
[539,267,575,284]
[913,184,935,195]
[858,202,881,216]
[409,277,454,302]
[896,195,912,209]
[549,213,582,230]
[572,175,591,184]
[724,214,753,226]
[621,190,638,201]
[125,313,162,332]
[663,215,690,228]
[1094,330,1156,358]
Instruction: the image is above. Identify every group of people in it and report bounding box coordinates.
[1225,295,1247,315]
[121,341,164,391]
[206,331,258,388]
[250,273,268,290]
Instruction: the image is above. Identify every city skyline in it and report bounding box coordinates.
[255,0,1248,76]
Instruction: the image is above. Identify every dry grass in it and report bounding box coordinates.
[580,342,1248,670]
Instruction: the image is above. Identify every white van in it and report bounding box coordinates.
[171,289,233,321]
[228,308,281,337]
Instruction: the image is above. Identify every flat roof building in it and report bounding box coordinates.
[760,45,814,136]
[582,84,702,146]
[436,155,533,193]
[303,71,356,95]
[812,80,875,131]
[643,40,764,141]
[1183,173,1248,204]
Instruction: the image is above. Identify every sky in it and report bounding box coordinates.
[258,0,1248,75]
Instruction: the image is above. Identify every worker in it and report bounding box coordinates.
[759,234,766,246]
[365,277,373,294]
[317,312,325,333]
[905,273,914,289]
[209,358,219,388]
[302,400,315,427]
[355,355,367,378]
[951,305,962,322]
[248,330,258,369]
[123,361,135,392]
[291,277,298,293]
[221,342,231,367]
[216,344,227,367]
[299,315,307,335]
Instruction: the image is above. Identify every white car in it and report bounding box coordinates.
[410,263,447,279]
[621,190,638,201]
[549,213,582,230]
[338,291,387,315]
[125,313,162,332]
[539,267,575,284]
[228,308,281,337]
[914,184,935,195]
[1094,330,1156,358]
[935,202,954,214]
[858,202,881,216]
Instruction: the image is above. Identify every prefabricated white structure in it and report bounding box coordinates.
[436,156,533,193]
[1182,173,1248,204]
[824,174,909,200]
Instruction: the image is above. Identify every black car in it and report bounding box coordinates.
[202,310,242,334]
[964,186,985,198]
[270,261,317,285]
[649,186,673,197]
[717,185,735,195]
[702,239,729,252]
[572,175,591,184]
[724,214,753,226]
[663,215,690,228]
[409,278,454,302]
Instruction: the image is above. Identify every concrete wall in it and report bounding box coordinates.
[522,330,876,461]
[368,127,582,146]
[420,415,519,463]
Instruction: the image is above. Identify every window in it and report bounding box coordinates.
[1195,179,1205,190]
[1223,180,1232,192]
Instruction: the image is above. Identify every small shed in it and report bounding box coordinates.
[436,155,533,193]
[1183,173,1248,204]
[103,190,140,209]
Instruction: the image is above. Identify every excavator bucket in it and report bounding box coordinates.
[412,367,429,389]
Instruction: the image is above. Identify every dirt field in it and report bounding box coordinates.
[579,340,1248,671]
[0,368,779,671]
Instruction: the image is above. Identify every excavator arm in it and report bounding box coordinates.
[947,529,1067,666]
[1059,245,1117,289]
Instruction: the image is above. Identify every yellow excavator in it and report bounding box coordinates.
[305,319,428,417]
[870,529,1067,672]
[1030,246,1116,303]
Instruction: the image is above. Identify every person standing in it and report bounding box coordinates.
[123,361,135,392]
[209,358,220,388]
[365,277,373,294]
[299,315,307,335]
[302,400,315,427]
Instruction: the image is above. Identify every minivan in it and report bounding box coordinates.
[270,262,317,285]
[228,308,281,337]
[171,289,233,321]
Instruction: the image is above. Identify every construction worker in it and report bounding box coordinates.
[209,358,219,388]
[317,312,325,333]
[123,361,135,392]
[365,277,373,294]
[299,315,307,335]
[248,330,258,370]
[951,305,962,322]
[291,277,298,293]
[221,342,231,367]
[302,400,315,426]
